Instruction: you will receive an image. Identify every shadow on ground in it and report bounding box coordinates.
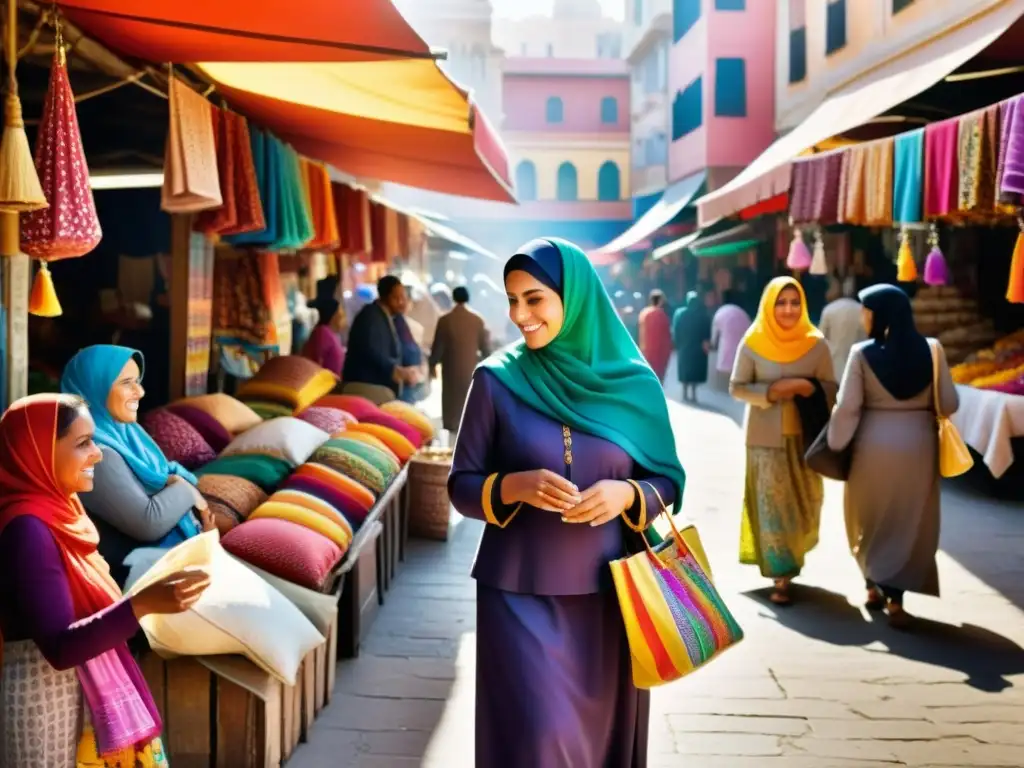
[744,584,1024,693]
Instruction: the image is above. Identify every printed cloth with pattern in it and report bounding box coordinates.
[789,152,842,225]
[957,105,1000,219]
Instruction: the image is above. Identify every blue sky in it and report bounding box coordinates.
[491,0,624,20]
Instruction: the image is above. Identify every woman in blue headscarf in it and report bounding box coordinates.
[61,345,213,587]
[449,238,686,767]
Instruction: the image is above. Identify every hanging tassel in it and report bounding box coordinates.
[896,228,918,283]
[809,229,828,275]
[922,222,947,286]
[0,0,47,213]
[29,261,62,317]
[786,227,812,271]
[1007,215,1024,304]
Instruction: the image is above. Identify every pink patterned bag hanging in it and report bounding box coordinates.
[21,44,102,260]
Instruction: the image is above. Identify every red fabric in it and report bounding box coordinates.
[314,394,379,421]
[193,107,238,235]
[638,306,672,382]
[59,0,431,63]
[0,395,120,619]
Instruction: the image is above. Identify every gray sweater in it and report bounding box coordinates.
[79,447,198,586]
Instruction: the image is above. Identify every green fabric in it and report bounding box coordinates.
[196,454,292,493]
[692,238,761,257]
[243,400,294,419]
[324,438,399,481]
[480,238,686,509]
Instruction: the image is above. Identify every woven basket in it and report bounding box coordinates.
[407,447,454,541]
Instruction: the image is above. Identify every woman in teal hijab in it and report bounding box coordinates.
[448,238,685,766]
[62,346,207,585]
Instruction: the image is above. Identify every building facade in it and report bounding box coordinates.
[625,0,672,218]
[669,0,776,187]
[493,0,624,59]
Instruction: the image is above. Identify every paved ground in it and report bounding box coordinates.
[292,378,1024,768]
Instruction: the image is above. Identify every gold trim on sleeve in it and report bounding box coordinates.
[481,473,522,528]
[621,479,647,532]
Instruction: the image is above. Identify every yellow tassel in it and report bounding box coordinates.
[896,237,917,283]
[1007,231,1024,304]
[29,261,62,317]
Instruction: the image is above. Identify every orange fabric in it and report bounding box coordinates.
[161,78,222,214]
[305,162,340,249]
[59,0,432,63]
[219,112,266,236]
[194,106,238,235]
[0,395,121,622]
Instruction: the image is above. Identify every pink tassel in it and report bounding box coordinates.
[923,246,948,286]
[786,230,812,271]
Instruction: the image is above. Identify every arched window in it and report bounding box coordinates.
[546,96,564,124]
[556,162,578,201]
[597,161,621,201]
[600,96,618,124]
[515,160,538,201]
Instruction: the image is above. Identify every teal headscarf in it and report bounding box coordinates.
[62,346,200,524]
[480,238,686,509]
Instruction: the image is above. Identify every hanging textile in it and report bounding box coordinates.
[225,127,280,247]
[304,161,340,249]
[923,118,959,220]
[333,182,371,254]
[186,234,215,396]
[259,251,291,353]
[892,128,924,224]
[194,107,237,235]
[998,94,1024,208]
[161,77,222,213]
[220,113,266,236]
[212,253,273,345]
[269,143,314,251]
[862,138,894,227]
[369,200,388,262]
[837,145,867,225]
[789,152,842,225]
[956,104,1000,218]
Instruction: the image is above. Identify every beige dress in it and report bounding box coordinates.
[827,342,958,596]
[429,305,491,432]
[730,339,837,577]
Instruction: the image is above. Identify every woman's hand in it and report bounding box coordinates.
[768,378,814,402]
[561,480,636,527]
[500,470,581,513]
[165,475,183,487]
[197,505,217,533]
[130,568,211,620]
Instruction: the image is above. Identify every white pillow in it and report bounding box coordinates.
[229,556,338,636]
[127,531,324,686]
[220,417,329,466]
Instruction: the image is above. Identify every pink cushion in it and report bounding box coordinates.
[313,394,378,421]
[359,411,423,448]
[296,406,356,435]
[222,517,343,591]
[167,403,233,453]
[142,409,216,470]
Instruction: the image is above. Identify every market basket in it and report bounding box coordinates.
[407,446,453,541]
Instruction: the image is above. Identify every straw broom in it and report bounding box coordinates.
[0,0,46,212]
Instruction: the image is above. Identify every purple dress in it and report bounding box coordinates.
[449,369,676,767]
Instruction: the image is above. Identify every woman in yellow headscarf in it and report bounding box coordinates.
[730,277,837,604]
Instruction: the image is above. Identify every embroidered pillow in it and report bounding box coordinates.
[196,454,293,493]
[166,403,233,453]
[344,423,416,463]
[248,500,352,550]
[333,430,400,464]
[222,518,343,592]
[171,393,262,434]
[380,401,435,443]
[244,400,295,420]
[312,394,379,421]
[280,474,372,531]
[141,409,216,470]
[358,410,423,449]
[325,437,399,483]
[289,463,375,514]
[237,355,338,412]
[309,444,386,496]
[296,406,356,435]
[220,417,330,466]
[197,474,267,520]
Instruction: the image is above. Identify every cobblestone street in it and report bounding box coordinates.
[292,386,1024,768]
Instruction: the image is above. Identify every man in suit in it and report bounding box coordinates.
[429,286,491,433]
[341,275,418,401]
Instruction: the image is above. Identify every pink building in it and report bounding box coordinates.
[669,0,776,187]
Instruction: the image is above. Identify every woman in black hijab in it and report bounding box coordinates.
[827,284,959,628]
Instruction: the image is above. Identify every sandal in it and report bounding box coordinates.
[865,587,885,611]
[886,602,912,629]
[769,578,792,606]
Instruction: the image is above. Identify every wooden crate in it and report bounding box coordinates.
[337,521,382,658]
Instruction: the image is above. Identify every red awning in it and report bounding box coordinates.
[57,0,434,62]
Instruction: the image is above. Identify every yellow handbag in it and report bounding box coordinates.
[929,340,973,478]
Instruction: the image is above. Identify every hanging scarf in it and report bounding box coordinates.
[742,276,823,364]
[858,284,932,400]
[0,394,164,761]
[479,238,686,505]
[61,346,200,543]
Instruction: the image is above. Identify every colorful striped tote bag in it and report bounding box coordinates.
[610,482,743,689]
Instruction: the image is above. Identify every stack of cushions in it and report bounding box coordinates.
[296,406,356,435]
[168,393,262,437]
[358,410,423,449]
[380,400,435,443]
[237,355,338,416]
[285,463,375,527]
[222,518,343,592]
[312,394,379,421]
[141,410,217,470]
[197,474,268,532]
[196,454,293,493]
[248,489,354,550]
[323,437,400,484]
[309,442,387,496]
[219,417,330,467]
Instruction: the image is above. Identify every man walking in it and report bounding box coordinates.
[429,286,490,433]
[820,276,866,381]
